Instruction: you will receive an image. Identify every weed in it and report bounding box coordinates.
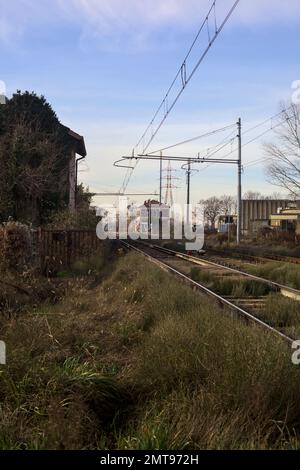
[2,251,300,449]
[190,267,273,297]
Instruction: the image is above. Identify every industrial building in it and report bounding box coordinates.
[241,199,294,234]
[217,199,300,235]
[270,205,300,235]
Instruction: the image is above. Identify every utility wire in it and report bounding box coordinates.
[197,108,296,173]
[136,1,239,154]
[119,0,241,193]
[206,128,237,156]
[147,123,236,155]
[244,157,274,169]
[243,105,293,136]
[194,127,237,173]
[215,109,294,164]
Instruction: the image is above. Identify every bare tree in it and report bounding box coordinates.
[200,196,222,229]
[243,190,288,200]
[243,191,262,200]
[265,102,300,197]
[264,192,289,200]
[220,194,237,214]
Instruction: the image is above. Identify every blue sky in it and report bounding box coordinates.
[1,0,300,205]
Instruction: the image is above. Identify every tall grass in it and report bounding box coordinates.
[1,251,300,449]
[190,267,273,297]
[247,262,300,290]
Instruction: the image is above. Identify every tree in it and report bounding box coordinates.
[220,194,237,215]
[265,102,300,197]
[243,191,263,200]
[243,191,288,200]
[200,196,222,229]
[0,91,71,224]
[76,184,95,210]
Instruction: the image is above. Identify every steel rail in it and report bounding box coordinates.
[121,240,294,345]
[207,247,300,266]
[149,243,300,299]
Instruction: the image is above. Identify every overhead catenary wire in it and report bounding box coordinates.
[242,105,294,136]
[147,123,236,156]
[243,157,274,169]
[122,106,295,178]
[227,119,289,160]
[206,127,237,156]
[187,107,295,176]
[119,0,241,193]
[202,107,296,170]
[136,1,220,153]
[192,127,238,174]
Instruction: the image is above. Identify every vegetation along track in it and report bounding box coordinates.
[120,240,300,345]
[207,247,300,266]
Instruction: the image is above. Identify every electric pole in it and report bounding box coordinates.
[159,151,163,239]
[159,151,163,205]
[186,160,191,225]
[187,160,191,206]
[237,117,242,245]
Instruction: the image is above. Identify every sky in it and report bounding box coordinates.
[1,0,300,206]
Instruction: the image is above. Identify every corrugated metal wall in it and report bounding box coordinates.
[241,200,292,232]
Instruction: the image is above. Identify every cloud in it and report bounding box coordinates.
[235,0,300,25]
[0,0,60,45]
[58,0,300,30]
[0,18,14,44]
[2,0,300,49]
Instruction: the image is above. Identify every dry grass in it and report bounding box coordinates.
[205,233,300,257]
[247,262,300,290]
[1,251,300,449]
[190,267,273,297]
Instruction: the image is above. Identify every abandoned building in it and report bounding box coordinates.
[270,204,300,235]
[241,199,295,234]
[217,199,300,235]
[62,126,87,213]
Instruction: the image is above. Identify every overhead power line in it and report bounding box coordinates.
[243,105,293,136]
[147,123,236,155]
[209,107,295,166]
[243,157,274,169]
[119,0,241,193]
[188,107,295,176]
[136,1,240,155]
[190,127,237,174]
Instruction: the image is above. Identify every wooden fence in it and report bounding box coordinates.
[38,229,104,271]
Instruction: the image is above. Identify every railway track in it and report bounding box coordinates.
[207,247,300,266]
[121,240,300,345]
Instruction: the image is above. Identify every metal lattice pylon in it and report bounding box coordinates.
[163,161,180,206]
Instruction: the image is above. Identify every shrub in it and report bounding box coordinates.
[71,256,105,276]
[45,207,99,231]
[0,221,31,271]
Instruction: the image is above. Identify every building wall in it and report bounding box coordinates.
[241,200,292,233]
[69,149,76,213]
